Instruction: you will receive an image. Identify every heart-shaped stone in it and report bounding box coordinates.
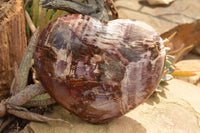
[34,14,166,123]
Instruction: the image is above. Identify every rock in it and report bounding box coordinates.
[115,0,200,34]
[146,0,175,6]
[20,79,200,133]
[175,60,200,71]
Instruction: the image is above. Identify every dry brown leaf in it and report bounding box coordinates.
[161,20,200,58]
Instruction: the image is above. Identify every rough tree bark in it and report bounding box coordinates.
[0,0,27,99]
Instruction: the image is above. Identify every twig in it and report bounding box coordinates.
[0,101,6,117]
[24,0,31,7]
[10,62,19,94]
[14,28,39,94]
[104,0,118,19]
[31,66,39,84]
[163,32,177,46]
[25,10,36,33]
[7,107,72,127]
[24,98,56,107]
[0,117,15,133]
[9,83,46,106]
[172,44,194,63]
[167,43,184,55]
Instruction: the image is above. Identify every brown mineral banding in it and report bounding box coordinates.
[34,14,166,123]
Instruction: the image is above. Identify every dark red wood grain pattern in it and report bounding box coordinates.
[34,14,166,123]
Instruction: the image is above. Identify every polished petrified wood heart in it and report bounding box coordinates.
[34,14,166,123]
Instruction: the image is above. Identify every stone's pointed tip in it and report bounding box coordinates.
[163,32,177,46]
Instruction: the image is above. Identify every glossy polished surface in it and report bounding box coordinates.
[34,14,166,123]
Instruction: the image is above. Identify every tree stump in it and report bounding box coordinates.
[0,0,27,99]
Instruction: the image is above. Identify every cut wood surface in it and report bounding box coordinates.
[0,0,27,99]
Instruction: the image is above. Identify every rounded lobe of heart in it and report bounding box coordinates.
[34,14,166,123]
